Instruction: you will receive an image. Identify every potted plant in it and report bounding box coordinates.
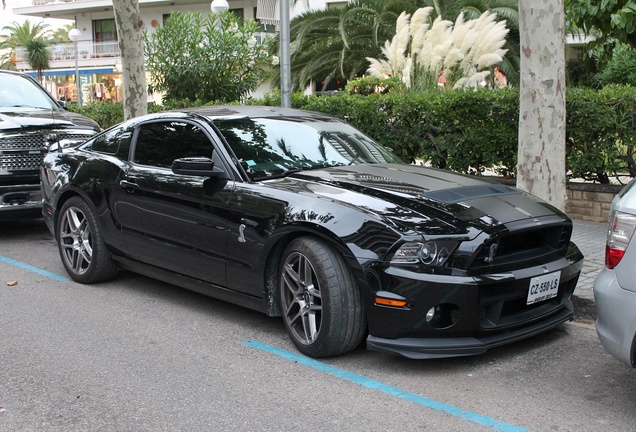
[80,50,88,58]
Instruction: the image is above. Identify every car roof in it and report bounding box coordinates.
[176,105,336,121]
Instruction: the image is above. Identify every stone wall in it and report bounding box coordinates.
[565,183,624,223]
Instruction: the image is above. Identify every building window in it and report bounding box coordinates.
[93,19,117,56]
[229,8,244,22]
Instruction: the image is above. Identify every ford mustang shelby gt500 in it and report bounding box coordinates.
[41,106,583,359]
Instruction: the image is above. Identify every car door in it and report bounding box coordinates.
[113,118,232,287]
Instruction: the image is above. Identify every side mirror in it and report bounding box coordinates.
[172,157,225,177]
[56,100,68,110]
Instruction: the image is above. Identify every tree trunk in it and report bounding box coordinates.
[112,0,147,120]
[517,1,566,211]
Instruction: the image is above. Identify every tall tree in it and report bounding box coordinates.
[112,0,147,120]
[517,1,567,210]
[566,0,636,48]
[0,20,50,70]
[25,38,50,83]
[50,24,74,43]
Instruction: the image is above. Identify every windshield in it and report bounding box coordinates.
[215,117,402,180]
[0,73,58,110]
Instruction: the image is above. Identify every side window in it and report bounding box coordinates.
[86,126,130,155]
[133,121,213,168]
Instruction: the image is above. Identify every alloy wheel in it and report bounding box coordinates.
[59,206,93,275]
[281,251,323,345]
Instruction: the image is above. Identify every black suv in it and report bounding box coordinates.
[0,70,100,218]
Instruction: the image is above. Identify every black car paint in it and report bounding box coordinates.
[0,70,100,217]
[41,107,583,359]
[0,109,99,132]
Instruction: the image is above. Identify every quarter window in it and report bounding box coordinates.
[86,126,130,155]
[133,121,213,168]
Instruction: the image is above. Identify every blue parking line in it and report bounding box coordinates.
[0,255,70,281]
[244,340,530,432]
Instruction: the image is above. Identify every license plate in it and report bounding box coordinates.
[527,272,561,305]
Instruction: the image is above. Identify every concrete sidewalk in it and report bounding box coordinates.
[571,220,607,302]
[569,220,607,320]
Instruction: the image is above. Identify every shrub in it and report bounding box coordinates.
[298,89,518,174]
[593,43,636,88]
[144,11,274,104]
[345,76,406,95]
[566,85,636,183]
[72,86,636,184]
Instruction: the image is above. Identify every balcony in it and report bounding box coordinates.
[13,32,271,72]
[15,40,121,71]
[13,0,189,20]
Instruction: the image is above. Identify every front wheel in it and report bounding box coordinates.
[279,237,366,358]
[56,197,118,283]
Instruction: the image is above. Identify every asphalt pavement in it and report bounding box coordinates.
[571,220,608,319]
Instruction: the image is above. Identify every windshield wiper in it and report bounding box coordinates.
[9,105,47,109]
[253,169,303,181]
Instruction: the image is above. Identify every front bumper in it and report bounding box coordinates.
[594,268,636,367]
[367,300,573,359]
[0,184,42,217]
[364,247,583,359]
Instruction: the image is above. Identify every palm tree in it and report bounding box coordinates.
[50,23,74,43]
[284,0,426,90]
[0,20,51,70]
[278,0,520,90]
[25,38,51,83]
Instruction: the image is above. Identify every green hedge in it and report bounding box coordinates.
[69,85,636,184]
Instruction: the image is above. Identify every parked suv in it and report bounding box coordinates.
[594,178,636,367]
[0,70,100,219]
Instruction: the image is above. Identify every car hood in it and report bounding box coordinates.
[0,107,100,131]
[284,163,565,236]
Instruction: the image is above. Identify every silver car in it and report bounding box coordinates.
[594,179,636,367]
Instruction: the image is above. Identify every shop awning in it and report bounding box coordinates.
[24,67,116,78]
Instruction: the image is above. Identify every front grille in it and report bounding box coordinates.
[468,224,572,274]
[0,132,92,171]
[479,274,578,329]
[0,154,43,170]
[0,134,46,150]
[59,133,94,143]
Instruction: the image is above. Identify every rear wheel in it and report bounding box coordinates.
[279,237,366,358]
[56,197,118,283]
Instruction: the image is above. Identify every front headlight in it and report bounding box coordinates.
[390,240,457,266]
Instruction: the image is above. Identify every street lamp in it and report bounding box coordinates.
[279,0,291,108]
[211,0,229,14]
[68,28,82,106]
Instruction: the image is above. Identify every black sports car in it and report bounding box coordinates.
[41,106,584,359]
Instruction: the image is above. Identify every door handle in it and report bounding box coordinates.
[119,179,138,192]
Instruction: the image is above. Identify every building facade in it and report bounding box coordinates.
[12,0,345,103]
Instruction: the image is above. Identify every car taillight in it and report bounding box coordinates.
[605,211,636,269]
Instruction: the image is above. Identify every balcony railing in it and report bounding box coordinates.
[15,32,272,65]
[16,40,120,63]
[16,0,178,7]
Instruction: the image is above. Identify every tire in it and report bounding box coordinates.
[56,197,118,284]
[279,237,366,358]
